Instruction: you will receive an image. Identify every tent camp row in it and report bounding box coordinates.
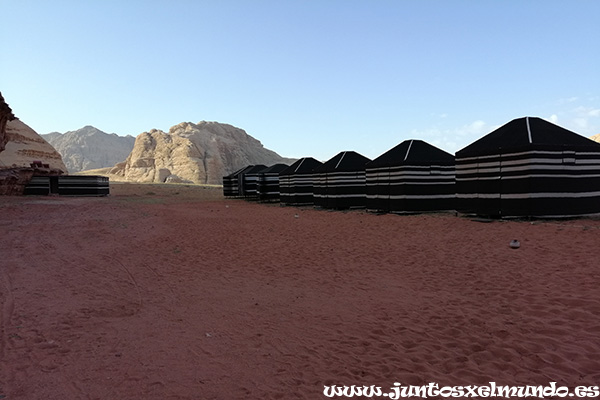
[223,164,290,202]
[223,117,600,218]
[223,143,456,213]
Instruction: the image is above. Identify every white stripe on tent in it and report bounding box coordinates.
[455,157,588,171]
[457,193,501,199]
[502,164,600,173]
[456,168,502,175]
[404,140,414,161]
[457,164,600,176]
[294,158,306,173]
[316,194,365,198]
[456,176,502,181]
[457,174,600,182]
[366,180,455,186]
[368,171,455,178]
[334,152,347,170]
[526,116,532,144]
[504,191,600,199]
[367,194,455,200]
[457,158,572,170]
[367,165,455,173]
[286,191,317,196]
[457,150,600,163]
[457,191,600,199]
[456,158,600,171]
[326,171,365,176]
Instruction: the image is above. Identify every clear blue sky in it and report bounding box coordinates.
[2,0,599,161]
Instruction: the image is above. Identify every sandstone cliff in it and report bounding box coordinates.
[591,134,600,143]
[0,119,68,172]
[109,121,294,184]
[0,92,15,153]
[0,93,67,194]
[42,126,135,172]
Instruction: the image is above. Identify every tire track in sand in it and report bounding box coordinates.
[104,255,143,315]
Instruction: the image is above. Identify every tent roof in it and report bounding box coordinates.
[314,151,371,173]
[259,163,289,174]
[280,157,323,175]
[367,139,454,168]
[242,164,268,175]
[225,165,255,178]
[457,117,600,157]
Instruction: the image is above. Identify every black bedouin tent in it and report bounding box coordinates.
[24,175,109,196]
[279,157,323,206]
[313,151,371,209]
[223,165,255,197]
[24,176,57,195]
[455,116,600,217]
[256,163,289,201]
[239,164,268,197]
[57,176,110,196]
[366,139,455,213]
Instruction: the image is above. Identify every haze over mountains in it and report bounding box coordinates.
[48,121,294,185]
[42,126,135,173]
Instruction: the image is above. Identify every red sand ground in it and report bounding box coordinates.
[1,183,600,399]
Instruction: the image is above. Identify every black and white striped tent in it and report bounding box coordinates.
[279,157,323,206]
[313,151,371,209]
[223,165,254,197]
[456,116,600,217]
[239,164,268,197]
[57,175,110,196]
[24,176,57,195]
[366,140,455,213]
[257,163,289,201]
[24,175,109,196]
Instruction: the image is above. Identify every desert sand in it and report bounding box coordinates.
[1,183,600,399]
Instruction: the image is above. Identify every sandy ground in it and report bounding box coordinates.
[1,183,600,399]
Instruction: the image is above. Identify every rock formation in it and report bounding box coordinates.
[591,134,600,143]
[0,92,14,153]
[0,93,67,194]
[42,126,135,172]
[109,121,294,185]
[0,119,68,172]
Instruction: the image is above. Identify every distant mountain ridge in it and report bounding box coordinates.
[42,126,135,173]
[105,121,295,185]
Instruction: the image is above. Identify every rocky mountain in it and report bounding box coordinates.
[42,126,135,173]
[0,119,67,172]
[0,92,67,194]
[0,93,66,173]
[107,121,295,185]
[591,134,600,143]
